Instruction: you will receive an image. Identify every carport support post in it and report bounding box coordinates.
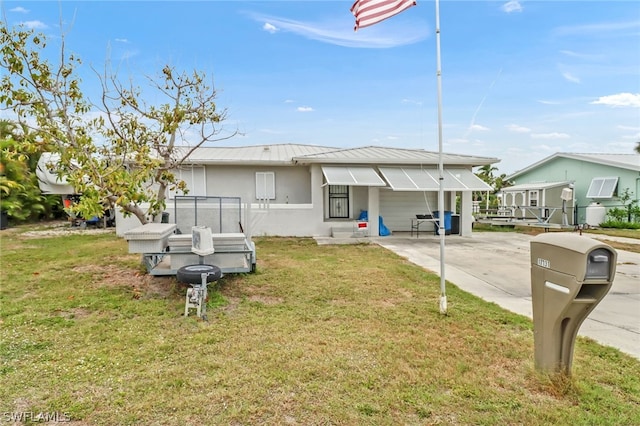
[460,191,473,236]
[368,186,380,237]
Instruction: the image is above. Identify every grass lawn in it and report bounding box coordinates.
[1,223,639,425]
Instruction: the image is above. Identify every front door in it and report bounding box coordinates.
[328,185,349,218]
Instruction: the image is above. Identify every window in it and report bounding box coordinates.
[328,185,349,218]
[586,177,618,199]
[256,172,275,200]
[529,190,538,207]
[169,166,206,199]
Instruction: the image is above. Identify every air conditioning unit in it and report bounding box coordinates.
[561,188,573,201]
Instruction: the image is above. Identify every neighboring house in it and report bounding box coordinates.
[116,144,498,237]
[503,153,640,226]
[497,181,574,226]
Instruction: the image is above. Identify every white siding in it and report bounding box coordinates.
[379,190,438,232]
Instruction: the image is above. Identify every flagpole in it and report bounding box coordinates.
[350,0,445,312]
[435,0,447,314]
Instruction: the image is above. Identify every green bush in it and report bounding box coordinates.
[599,220,640,230]
[1,131,64,223]
[602,188,640,228]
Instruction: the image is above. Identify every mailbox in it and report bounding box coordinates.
[530,233,616,374]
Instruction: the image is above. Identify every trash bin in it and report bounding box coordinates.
[451,214,460,235]
[433,210,452,235]
[530,233,616,374]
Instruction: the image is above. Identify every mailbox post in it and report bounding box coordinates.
[530,233,617,374]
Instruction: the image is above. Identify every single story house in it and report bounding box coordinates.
[116,144,498,238]
[497,181,574,226]
[504,153,640,226]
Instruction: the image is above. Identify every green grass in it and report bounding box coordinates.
[1,224,639,425]
[584,227,640,240]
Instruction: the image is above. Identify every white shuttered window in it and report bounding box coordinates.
[256,172,275,200]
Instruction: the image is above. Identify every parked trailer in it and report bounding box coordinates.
[124,223,256,276]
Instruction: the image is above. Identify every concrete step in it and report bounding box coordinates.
[331,229,355,238]
[331,222,369,238]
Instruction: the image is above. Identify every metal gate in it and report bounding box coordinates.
[329,185,349,218]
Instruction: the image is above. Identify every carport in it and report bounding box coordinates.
[377,167,493,236]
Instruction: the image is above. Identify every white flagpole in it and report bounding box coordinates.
[435,0,447,314]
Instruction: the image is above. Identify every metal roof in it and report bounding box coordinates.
[499,181,573,192]
[378,167,494,192]
[175,144,499,167]
[294,146,499,167]
[508,153,640,179]
[176,144,338,165]
[321,166,387,186]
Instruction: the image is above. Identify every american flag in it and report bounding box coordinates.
[351,0,417,31]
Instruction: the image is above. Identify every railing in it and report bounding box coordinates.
[173,196,243,234]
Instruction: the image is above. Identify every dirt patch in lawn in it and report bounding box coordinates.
[71,263,178,300]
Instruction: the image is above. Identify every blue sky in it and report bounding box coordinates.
[3,1,639,174]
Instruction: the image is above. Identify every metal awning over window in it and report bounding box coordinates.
[321,166,386,186]
[378,167,493,191]
[586,177,618,199]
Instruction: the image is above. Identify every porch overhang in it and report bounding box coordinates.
[378,167,493,191]
[321,166,387,187]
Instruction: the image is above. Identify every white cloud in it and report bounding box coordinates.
[562,72,580,84]
[115,38,130,44]
[20,20,47,30]
[263,23,278,34]
[617,125,640,131]
[284,99,295,103]
[591,93,640,108]
[537,99,562,105]
[120,49,139,60]
[531,132,571,140]
[506,124,531,133]
[401,98,423,106]
[470,124,490,132]
[247,12,428,49]
[622,132,640,140]
[501,1,523,13]
[10,7,29,13]
[297,106,314,112]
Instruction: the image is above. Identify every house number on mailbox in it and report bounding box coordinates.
[537,258,551,269]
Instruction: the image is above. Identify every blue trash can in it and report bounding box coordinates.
[433,210,452,235]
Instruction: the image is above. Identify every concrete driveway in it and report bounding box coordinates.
[372,232,640,360]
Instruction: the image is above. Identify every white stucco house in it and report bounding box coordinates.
[115,144,498,238]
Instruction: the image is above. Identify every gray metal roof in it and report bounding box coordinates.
[177,144,499,167]
[176,144,338,165]
[508,153,640,179]
[295,146,499,166]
